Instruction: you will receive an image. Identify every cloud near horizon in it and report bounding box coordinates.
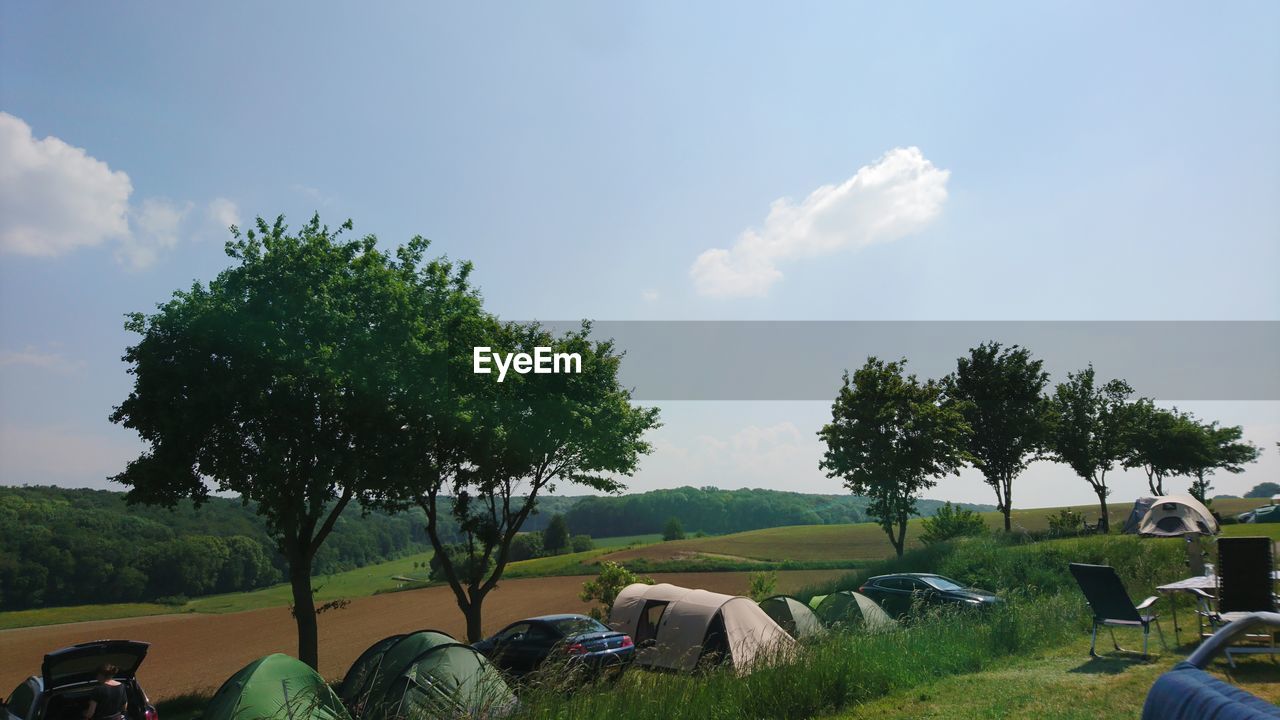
[690,147,950,298]
[0,111,236,269]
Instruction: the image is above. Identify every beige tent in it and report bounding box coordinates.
[608,583,796,673]
[1137,494,1219,537]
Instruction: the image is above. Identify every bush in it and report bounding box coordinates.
[569,534,594,553]
[579,561,653,621]
[663,517,685,541]
[919,502,987,545]
[543,514,570,555]
[1046,507,1086,537]
[509,533,545,562]
[428,544,495,583]
[748,570,777,601]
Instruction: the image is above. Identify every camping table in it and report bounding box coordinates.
[1157,572,1280,644]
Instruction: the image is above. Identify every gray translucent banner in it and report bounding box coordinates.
[531,321,1280,401]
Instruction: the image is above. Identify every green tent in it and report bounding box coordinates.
[203,653,351,720]
[340,630,516,720]
[808,591,896,631]
[758,595,824,639]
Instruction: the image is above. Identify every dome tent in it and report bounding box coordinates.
[1121,497,1158,535]
[1136,495,1220,537]
[204,653,351,720]
[340,630,516,720]
[807,591,895,631]
[609,583,796,674]
[758,595,824,639]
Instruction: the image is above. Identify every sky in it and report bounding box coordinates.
[1,2,1278,508]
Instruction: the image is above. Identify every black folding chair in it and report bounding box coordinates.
[1193,537,1277,665]
[1070,562,1166,657]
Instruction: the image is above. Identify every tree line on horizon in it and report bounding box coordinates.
[819,344,1265,556]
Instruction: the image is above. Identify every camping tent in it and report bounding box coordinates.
[1121,497,1158,535]
[758,595,824,639]
[1136,495,1219,537]
[204,653,351,720]
[339,630,516,719]
[609,583,796,673]
[807,591,895,631]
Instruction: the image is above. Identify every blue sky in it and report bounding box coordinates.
[1,2,1277,505]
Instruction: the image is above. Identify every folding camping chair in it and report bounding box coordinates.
[1070,563,1167,657]
[1192,536,1277,665]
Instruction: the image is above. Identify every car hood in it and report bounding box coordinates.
[43,640,149,690]
[947,589,1001,603]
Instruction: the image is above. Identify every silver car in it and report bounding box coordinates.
[3,640,157,720]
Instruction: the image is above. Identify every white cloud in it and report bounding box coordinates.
[0,111,133,257]
[116,197,193,270]
[690,147,950,298]
[0,112,233,269]
[0,422,142,487]
[0,347,84,374]
[641,288,660,302]
[207,197,240,230]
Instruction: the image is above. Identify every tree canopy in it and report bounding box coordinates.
[819,357,968,557]
[1047,366,1135,532]
[944,342,1049,531]
[111,215,430,668]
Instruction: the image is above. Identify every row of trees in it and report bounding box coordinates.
[111,215,660,667]
[0,486,433,610]
[820,344,1263,555]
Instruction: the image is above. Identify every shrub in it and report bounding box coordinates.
[748,570,777,601]
[1046,507,1087,537]
[428,544,495,582]
[579,561,653,621]
[919,502,987,545]
[543,514,570,555]
[509,533,545,562]
[663,517,685,541]
[569,534,594,553]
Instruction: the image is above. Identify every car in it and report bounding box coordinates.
[472,614,635,679]
[858,573,1002,618]
[3,640,158,720]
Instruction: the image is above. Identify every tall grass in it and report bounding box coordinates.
[515,595,1084,720]
[794,533,1186,602]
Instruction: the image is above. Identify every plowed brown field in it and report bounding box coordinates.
[0,570,841,701]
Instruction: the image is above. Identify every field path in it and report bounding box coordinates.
[0,570,840,700]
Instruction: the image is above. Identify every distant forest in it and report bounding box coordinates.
[0,485,989,611]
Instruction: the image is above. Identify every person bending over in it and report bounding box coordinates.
[82,664,127,720]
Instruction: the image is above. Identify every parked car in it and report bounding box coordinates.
[858,573,1002,618]
[3,640,158,720]
[472,614,635,679]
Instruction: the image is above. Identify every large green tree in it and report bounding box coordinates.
[1047,366,1136,533]
[819,357,968,557]
[1122,401,1201,496]
[1184,422,1260,503]
[110,215,425,668]
[943,342,1049,532]
[379,317,660,641]
[542,514,570,555]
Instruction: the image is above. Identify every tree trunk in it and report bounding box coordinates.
[289,552,319,669]
[462,595,485,642]
[1002,477,1013,532]
[894,518,907,557]
[1094,490,1110,534]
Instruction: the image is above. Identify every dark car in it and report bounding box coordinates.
[858,573,1001,618]
[3,640,158,720]
[472,614,635,679]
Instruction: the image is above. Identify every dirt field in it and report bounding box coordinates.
[0,570,841,701]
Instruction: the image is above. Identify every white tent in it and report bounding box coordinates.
[1136,495,1219,537]
[608,583,796,673]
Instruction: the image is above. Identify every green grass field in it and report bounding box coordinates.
[600,498,1271,565]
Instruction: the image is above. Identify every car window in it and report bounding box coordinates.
[524,623,558,641]
[6,682,34,718]
[922,576,965,592]
[549,616,609,637]
[496,623,531,641]
[880,578,909,591]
